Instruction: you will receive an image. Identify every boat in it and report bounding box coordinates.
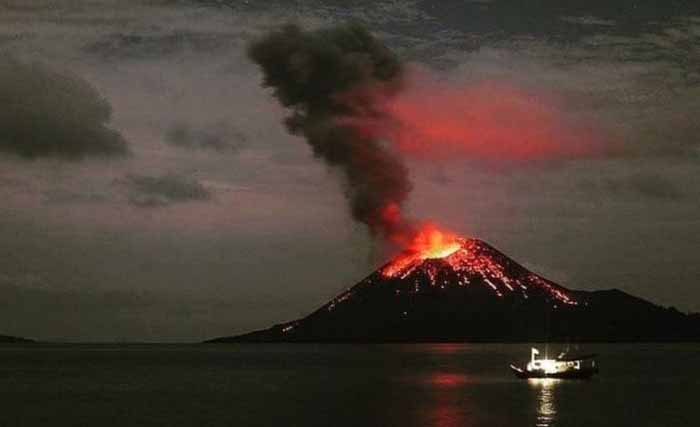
[510,347,598,379]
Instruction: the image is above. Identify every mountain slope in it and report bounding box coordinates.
[209,238,699,342]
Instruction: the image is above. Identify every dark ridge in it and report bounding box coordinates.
[0,335,34,343]
[207,239,700,343]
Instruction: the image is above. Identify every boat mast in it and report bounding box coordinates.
[531,347,539,364]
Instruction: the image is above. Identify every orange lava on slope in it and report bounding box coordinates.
[382,223,462,277]
[379,224,577,306]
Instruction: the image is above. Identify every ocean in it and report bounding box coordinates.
[1,343,697,426]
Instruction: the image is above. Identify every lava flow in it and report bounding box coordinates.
[381,223,462,277]
[379,223,577,306]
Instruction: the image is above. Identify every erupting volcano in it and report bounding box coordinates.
[219,23,700,344]
[210,229,700,343]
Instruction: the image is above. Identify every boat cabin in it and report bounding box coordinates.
[511,347,598,379]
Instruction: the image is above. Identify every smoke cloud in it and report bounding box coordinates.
[247,23,412,239]
[249,24,611,246]
[0,57,128,159]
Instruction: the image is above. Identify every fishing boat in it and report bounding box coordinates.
[510,347,598,379]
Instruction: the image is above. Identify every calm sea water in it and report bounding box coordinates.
[0,343,697,426]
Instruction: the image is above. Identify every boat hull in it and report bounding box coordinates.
[510,364,598,379]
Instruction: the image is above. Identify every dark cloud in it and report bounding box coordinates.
[42,188,110,205]
[84,31,241,60]
[0,57,129,159]
[248,23,411,238]
[560,16,616,26]
[120,174,211,207]
[165,122,247,152]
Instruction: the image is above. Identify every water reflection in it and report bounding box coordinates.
[428,402,464,427]
[423,343,466,355]
[428,373,470,387]
[529,378,560,427]
[421,372,473,427]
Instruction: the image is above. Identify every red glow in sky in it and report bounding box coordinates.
[345,72,607,161]
[342,70,610,257]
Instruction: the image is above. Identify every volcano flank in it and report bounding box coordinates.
[210,238,700,343]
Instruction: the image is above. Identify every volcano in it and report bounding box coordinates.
[210,237,700,343]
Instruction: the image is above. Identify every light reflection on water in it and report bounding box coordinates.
[428,372,471,387]
[419,373,561,427]
[529,378,561,427]
[401,345,568,427]
[428,402,466,427]
[424,372,472,427]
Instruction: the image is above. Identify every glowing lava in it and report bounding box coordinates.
[382,223,462,277]
[379,224,577,306]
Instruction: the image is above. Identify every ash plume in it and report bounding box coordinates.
[247,23,411,238]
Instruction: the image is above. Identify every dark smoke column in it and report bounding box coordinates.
[248,23,411,239]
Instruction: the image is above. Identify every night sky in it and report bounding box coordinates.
[1,0,699,342]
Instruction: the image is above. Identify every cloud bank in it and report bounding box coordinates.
[121,174,211,207]
[165,122,247,153]
[0,57,129,159]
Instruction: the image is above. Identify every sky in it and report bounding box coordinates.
[0,0,699,342]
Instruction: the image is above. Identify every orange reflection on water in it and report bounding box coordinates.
[423,372,473,427]
[427,403,465,427]
[423,343,466,355]
[429,373,469,387]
